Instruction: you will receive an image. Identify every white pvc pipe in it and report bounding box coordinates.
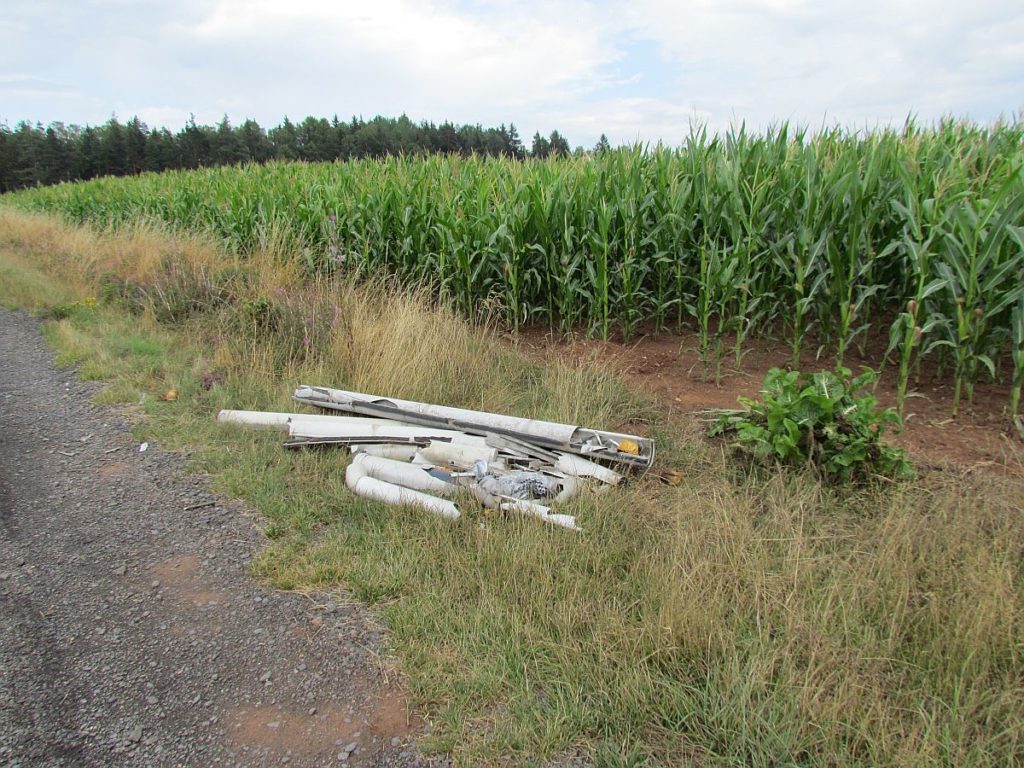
[351,476,461,520]
[345,460,460,519]
[552,475,580,503]
[499,500,581,532]
[417,440,497,467]
[350,453,459,496]
[554,453,623,486]
[413,453,504,471]
[217,410,293,429]
[288,415,413,428]
[218,410,410,431]
[351,444,420,462]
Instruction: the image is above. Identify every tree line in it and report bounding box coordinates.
[0,114,589,193]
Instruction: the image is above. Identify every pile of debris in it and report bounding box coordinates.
[218,385,655,532]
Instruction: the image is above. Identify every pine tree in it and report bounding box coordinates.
[239,119,272,163]
[531,132,551,158]
[547,130,571,157]
[41,124,72,184]
[179,115,211,169]
[211,115,247,165]
[0,123,13,192]
[125,117,148,174]
[143,128,177,172]
[73,126,100,180]
[268,117,299,160]
[98,117,129,176]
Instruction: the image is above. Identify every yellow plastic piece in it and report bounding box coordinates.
[618,439,640,456]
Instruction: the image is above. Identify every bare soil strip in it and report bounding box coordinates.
[516,328,1024,470]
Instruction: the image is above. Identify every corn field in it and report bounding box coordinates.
[6,119,1024,420]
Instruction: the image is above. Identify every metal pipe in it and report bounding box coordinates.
[294,385,654,469]
[288,419,487,445]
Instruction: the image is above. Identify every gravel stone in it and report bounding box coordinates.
[0,309,439,768]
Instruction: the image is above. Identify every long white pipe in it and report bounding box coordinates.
[218,410,411,430]
[417,440,497,466]
[554,453,622,485]
[217,409,292,428]
[351,444,420,461]
[288,419,487,445]
[296,385,579,443]
[499,500,581,532]
[289,414,414,429]
[350,476,461,520]
[345,459,460,519]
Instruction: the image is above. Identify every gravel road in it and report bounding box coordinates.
[0,309,431,768]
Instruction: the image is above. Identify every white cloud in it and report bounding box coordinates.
[617,0,1024,127]
[188,0,619,111]
[0,0,1020,144]
[548,97,712,146]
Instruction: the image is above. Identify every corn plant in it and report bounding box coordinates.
[933,181,1024,414]
[777,226,828,370]
[1010,296,1024,434]
[886,186,950,415]
[826,147,889,366]
[690,236,731,380]
[717,127,777,365]
[8,119,1024,418]
[586,200,614,340]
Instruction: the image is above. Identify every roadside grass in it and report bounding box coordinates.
[1,207,1022,766]
[0,248,78,311]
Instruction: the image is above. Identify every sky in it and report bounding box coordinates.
[2,0,1022,148]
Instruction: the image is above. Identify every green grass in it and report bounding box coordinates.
[1,213,1023,766]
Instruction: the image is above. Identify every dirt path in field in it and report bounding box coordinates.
[516,328,1024,472]
[0,308,431,768]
